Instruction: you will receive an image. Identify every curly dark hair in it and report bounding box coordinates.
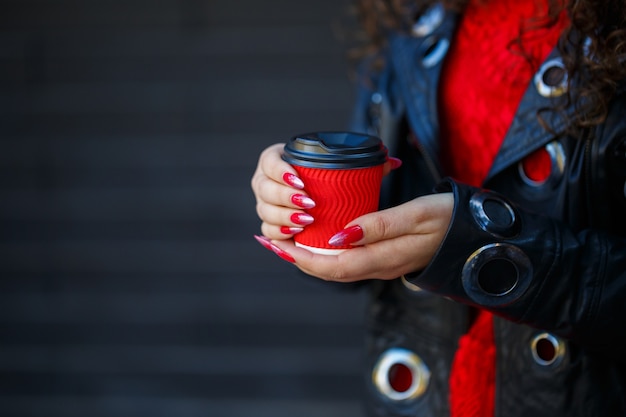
[348,0,626,134]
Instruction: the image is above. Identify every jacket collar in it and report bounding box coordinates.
[386,4,578,182]
[487,48,578,180]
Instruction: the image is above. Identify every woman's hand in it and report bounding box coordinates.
[251,142,401,241]
[251,142,444,282]
[261,192,454,282]
[251,143,317,240]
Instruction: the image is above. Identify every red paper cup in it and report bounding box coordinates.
[282,132,387,255]
[292,164,384,253]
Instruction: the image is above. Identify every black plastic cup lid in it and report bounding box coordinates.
[282,131,387,169]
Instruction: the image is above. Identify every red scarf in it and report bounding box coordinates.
[438,0,569,415]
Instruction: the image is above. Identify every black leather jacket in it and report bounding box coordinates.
[348,4,626,416]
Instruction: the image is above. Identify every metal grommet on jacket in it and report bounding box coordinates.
[419,36,450,68]
[372,347,431,401]
[411,2,445,37]
[534,57,568,97]
[469,191,521,238]
[530,332,566,367]
[518,141,566,188]
[462,243,533,307]
[411,2,449,68]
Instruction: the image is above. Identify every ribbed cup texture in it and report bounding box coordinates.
[293,165,384,250]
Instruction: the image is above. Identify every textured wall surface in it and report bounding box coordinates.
[0,1,368,416]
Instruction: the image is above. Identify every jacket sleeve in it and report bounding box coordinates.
[404,177,626,360]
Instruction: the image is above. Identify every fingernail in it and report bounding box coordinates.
[254,234,274,250]
[270,244,296,263]
[280,226,304,235]
[283,173,305,189]
[388,157,403,170]
[291,194,316,209]
[253,235,295,263]
[291,212,314,226]
[328,225,364,246]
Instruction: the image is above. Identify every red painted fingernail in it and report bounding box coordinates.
[388,157,403,170]
[280,226,304,235]
[328,225,364,246]
[254,234,274,251]
[291,212,314,226]
[283,173,305,189]
[254,235,295,263]
[291,194,316,209]
[270,244,296,263]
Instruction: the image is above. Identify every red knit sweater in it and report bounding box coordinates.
[438,0,569,415]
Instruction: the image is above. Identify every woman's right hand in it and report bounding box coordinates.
[250,143,316,241]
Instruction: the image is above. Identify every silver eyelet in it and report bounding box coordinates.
[518,141,566,188]
[420,36,449,68]
[411,3,445,37]
[530,332,566,367]
[372,348,430,401]
[534,58,568,98]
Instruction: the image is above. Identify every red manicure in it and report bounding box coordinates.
[291,194,316,209]
[290,212,314,226]
[283,173,305,189]
[280,226,304,235]
[388,157,403,170]
[328,225,364,246]
[253,235,295,263]
[254,234,274,250]
[270,244,296,263]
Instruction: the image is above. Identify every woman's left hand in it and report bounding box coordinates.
[262,192,454,282]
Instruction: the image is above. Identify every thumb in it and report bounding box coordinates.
[327,204,412,247]
[327,193,454,247]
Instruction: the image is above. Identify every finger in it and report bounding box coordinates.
[257,143,305,189]
[329,193,454,246]
[273,230,441,282]
[270,240,401,282]
[255,174,316,209]
[256,200,314,229]
[260,222,304,240]
[251,144,302,202]
[325,206,415,247]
